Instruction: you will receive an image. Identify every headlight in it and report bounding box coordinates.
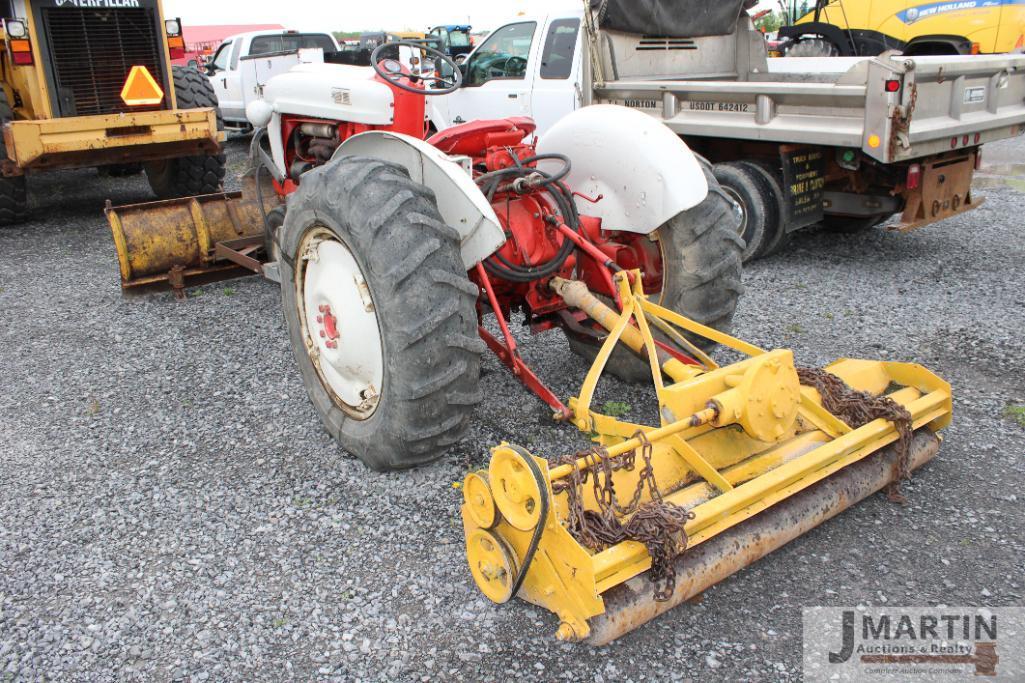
[164,19,181,36]
[5,20,27,39]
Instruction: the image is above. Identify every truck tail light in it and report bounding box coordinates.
[168,35,186,60]
[906,164,922,191]
[884,79,900,93]
[10,37,33,65]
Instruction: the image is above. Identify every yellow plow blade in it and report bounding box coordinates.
[462,271,952,644]
[106,174,281,294]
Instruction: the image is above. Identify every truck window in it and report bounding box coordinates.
[465,22,536,87]
[249,33,335,56]
[449,30,472,48]
[540,19,580,80]
[230,38,243,69]
[210,41,232,72]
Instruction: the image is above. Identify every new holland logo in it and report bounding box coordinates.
[56,0,142,7]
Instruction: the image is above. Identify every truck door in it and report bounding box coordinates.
[530,18,582,136]
[440,21,538,129]
[207,39,234,112]
[221,39,246,121]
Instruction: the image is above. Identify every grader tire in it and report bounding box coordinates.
[144,67,226,199]
[279,156,484,471]
[566,162,745,383]
[0,88,28,226]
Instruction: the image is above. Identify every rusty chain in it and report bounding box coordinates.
[553,432,695,602]
[797,367,914,504]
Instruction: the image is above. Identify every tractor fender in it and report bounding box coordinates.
[535,105,708,235]
[334,131,506,268]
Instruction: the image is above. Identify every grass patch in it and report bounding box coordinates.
[602,401,631,417]
[786,323,804,335]
[223,287,236,297]
[1003,404,1025,428]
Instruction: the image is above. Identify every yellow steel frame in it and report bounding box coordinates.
[463,271,952,642]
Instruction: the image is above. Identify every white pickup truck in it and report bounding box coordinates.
[206,30,340,130]
[429,3,1025,260]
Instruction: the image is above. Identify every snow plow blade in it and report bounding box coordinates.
[106,174,281,295]
[461,271,952,644]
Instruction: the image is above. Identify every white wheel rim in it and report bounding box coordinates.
[298,229,384,419]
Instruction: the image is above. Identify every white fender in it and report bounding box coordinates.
[334,132,507,269]
[535,105,708,234]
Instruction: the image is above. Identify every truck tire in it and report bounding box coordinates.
[746,159,790,257]
[0,88,28,226]
[279,156,484,472]
[713,161,776,262]
[787,38,840,57]
[565,162,744,383]
[144,67,226,199]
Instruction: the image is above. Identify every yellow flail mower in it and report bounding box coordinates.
[102,41,952,645]
[463,272,950,644]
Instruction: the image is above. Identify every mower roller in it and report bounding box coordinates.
[104,38,953,643]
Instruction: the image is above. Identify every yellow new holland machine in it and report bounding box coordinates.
[104,2,953,644]
[0,0,224,225]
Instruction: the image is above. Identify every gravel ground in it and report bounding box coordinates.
[1,135,1024,682]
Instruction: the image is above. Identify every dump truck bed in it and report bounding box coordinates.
[594,53,1025,163]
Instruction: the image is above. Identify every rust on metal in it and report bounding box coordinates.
[583,430,941,646]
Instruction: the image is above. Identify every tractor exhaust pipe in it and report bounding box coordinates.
[584,429,941,645]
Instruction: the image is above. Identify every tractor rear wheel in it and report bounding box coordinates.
[566,162,745,383]
[0,88,28,226]
[279,156,484,471]
[144,67,226,199]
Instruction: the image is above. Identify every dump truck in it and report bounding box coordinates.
[0,0,225,225]
[105,8,953,644]
[428,3,1025,261]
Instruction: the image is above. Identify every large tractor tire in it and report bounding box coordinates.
[712,161,779,262]
[279,156,484,472]
[144,67,226,199]
[566,162,745,383]
[0,88,28,226]
[786,38,840,57]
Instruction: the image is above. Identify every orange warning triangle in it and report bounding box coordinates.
[120,65,164,106]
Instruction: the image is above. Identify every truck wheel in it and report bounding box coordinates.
[0,88,28,226]
[713,161,777,262]
[144,67,226,199]
[279,156,484,471]
[787,38,840,57]
[566,162,744,383]
[746,159,790,257]
[822,213,890,233]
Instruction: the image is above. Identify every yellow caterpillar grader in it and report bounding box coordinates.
[105,5,953,645]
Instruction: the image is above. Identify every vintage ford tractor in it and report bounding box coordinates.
[106,41,952,643]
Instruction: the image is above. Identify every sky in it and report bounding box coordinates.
[164,0,779,34]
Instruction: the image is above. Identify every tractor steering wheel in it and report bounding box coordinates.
[371,41,463,96]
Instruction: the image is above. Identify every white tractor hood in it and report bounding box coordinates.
[253,63,396,127]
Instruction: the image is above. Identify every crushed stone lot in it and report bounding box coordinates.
[2,136,1024,682]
